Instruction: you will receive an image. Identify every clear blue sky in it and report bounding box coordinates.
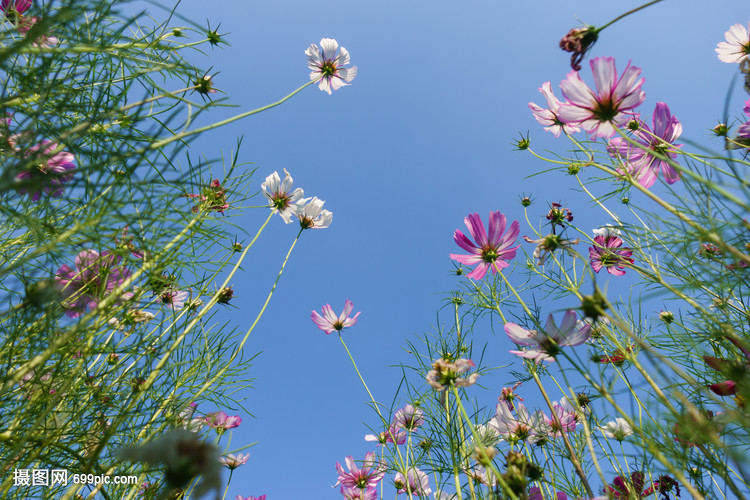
[135,0,749,497]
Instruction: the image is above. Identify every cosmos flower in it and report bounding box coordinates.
[160,288,189,310]
[334,452,385,490]
[340,486,377,500]
[364,425,407,446]
[559,25,599,71]
[528,82,581,137]
[219,453,250,470]
[558,57,646,138]
[426,358,479,391]
[16,140,76,201]
[296,196,333,229]
[204,411,242,434]
[1,0,30,16]
[311,299,360,334]
[738,98,750,139]
[392,404,424,431]
[601,418,633,441]
[505,310,591,363]
[589,233,634,276]
[450,211,520,280]
[486,402,546,444]
[306,38,357,94]
[261,169,305,223]
[607,102,682,188]
[716,21,750,63]
[55,250,131,318]
[394,468,432,497]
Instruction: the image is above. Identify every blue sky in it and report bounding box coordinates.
[134,0,750,497]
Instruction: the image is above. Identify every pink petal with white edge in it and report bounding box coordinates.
[487,211,507,247]
[452,230,481,254]
[504,322,537,345]
[449,253,484,266]
[465,262,490,280]
[464,213,489,248]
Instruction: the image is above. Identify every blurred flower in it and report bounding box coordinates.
[589,233,634,276]
[235,496,266,500]
[559,25,599,71]
[523,234,580,266]
[739,98,750,139]
[334,452,385,490]
[394,468,432,497]
[116,429,221,500]
[450,211,520,280]
[601,418,633,441]
[558,57,646,138]
[1,0,30,16]
[607,102,682,188]
[311,299,360,334]
[393,404,424,430]
[340,486,377,500]
[306,38,357,94]
[204,411,242,434]
[505,310,591,363]
[219,453,250,470]
[499,383,523,412]
[487,402,546,444]
[16,140,75,201]
[17,16,59,47]
[186,179,229,213]
[160,288,189,310]
[426,358,479,391]
[545,399,578,437]
[55,250,131,318]
[296,196,333,229]
[261,169,305,223]
[598,345,635,366]
[716,21,750,63]
[528,82,581,137]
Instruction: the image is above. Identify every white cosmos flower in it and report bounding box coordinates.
[296,196,333,229]
[716,22,750,64]
[305,38,357,94]
[593,224,621,238]
[261,169,305,223]
[601,417,633,441]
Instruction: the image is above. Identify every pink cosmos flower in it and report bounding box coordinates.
[394,468,432,497]
[340,486,377,500]
[364,424,407,446]
[558,57,646,138]
[160,288,189,310]
[392,404,424,431]
[204,411,242,434]
[545,399,578,438]
[426,358,479,391]
[311,299,360,334]
[18,15,59,47]
[306,38,357,94]
[505,310,591,363]
[55,250,132,318]
[607,102,682,188]
[487,402,547,444]
[1,0,30,15]
[589,233,634,276]
[528,82,581,137]
[716,22,750,63]
[334,452,385,490]
[16,140,75,201]
[450,211,520,280]
[219,453,250,470]
[235,496,266,500]
[261,169,305,223]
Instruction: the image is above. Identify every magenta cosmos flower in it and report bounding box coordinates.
[55,250,131,318]
[505,310,591,363]
[306,38,357,95]
[450,211,520,280]
[589,228,634,276]
[528,82,581,137]
[16,140,76,201]
[1,0,30,16]
[607,102,682,188]
[558,57,646,138]
[204,411,242,434]
[334,452,385,490]
[311,299,360,334]
[739,98,750,139]
[716,22,750,63]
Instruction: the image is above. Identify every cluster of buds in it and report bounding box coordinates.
[425,358,479,391]
[698,243,722,260]
[545,202,574,229]
[186,179,229,214]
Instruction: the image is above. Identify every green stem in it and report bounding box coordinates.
[597,0,665,31]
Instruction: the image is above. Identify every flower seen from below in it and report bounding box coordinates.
[450,211,520,280]
[716,21,750,63]
[392,404,424,431]
[160,288,189,310]
[55,250,132,318]
[364,425,406,446]
[16,140,76,201]
[487,402,546,445]
[558,57,646,138]
[738,98,750,139]
[306,38,357,94]
[394,468,432,497]
[219,453,250,470]
[334,452,385,490]
[261,169,305,223]
[505,310,591,363]
[588,230,634,276]
[607,102,682,188]
[523,234,580,266]
[601,418,633,441]
[559,25,599,71]
[340,485,377,500]
[528,82,581,137]
[426,358,479,391]
[204,411,242,434]
[311,299,360,334]
[296,196,333,229]
[235,496,266,500]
